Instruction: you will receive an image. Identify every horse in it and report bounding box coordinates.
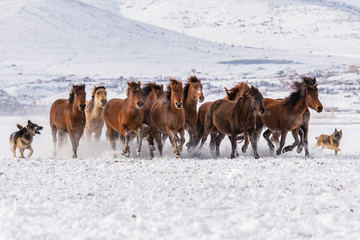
[141,82,165,158]
[84,86,107,141]
[269,77,318,157]
[183,75,204,150]
[103,81,144,157]
[192,82,257,154]
[49,84,86,158]
[261,77,323,155]
[198,86,265,159]
[149,78,185,157]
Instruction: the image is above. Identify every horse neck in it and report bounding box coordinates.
[92,101,104,115]
[184,89,197,113]
[288,96,308,117]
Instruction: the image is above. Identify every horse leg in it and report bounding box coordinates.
[147,127,156,159]
[121,132,131,157]
[51,125,58,157]
[107,127,117,152]
[186,127,194,151]
[154,130,163,157]
[94,130,102,141]
[299,124,310,158]
[215,132,225,158]
[179,129,185,154]
[209,133,217,156]
[283,128,299,153]
[168,130,180,157]
[241,133,249,153]
[249,131,260,159]
[263,129,275,153]
[277,130,288,155]
[230,132,237,159]
[136,129,143,157]
[69,132,78,158]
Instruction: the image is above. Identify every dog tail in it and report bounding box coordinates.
[16,124,23,130]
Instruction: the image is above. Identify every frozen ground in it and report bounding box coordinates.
[0,115,360,239]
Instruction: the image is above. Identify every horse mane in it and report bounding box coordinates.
[127,81,139,96]
[235,85,262,111]
[142,82,162,100]
[301,76,316,85]
[183,75,200,101]
[283,80,307,107]
[225,82,250,101]
[68,84,85,104]
[91,86,106,100]
[165,78,181,101]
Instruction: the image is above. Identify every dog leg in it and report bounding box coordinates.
[27,146,33,158]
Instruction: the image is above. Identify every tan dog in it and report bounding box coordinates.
[9,120,43,158]
[316,128,342,155]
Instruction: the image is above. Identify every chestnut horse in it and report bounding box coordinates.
[103,81,144,157]
[183,75,204,150]
[199,86,265,159]
[85,86,107,141]
[141,82,165,158]
[150,78,185,157]
[261,77,323,155]
[49,84,86,158]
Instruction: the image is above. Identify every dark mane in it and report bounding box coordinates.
[165,78,181,101]
[183,75,200,101]
[301,76,316,85]
[127,81,139,96]
[225,82,250,101]
[283,81,304,107]
[142,82,162,100]
[68,84,85,104]
[91,86,106,100]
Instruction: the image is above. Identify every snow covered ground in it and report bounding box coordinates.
[1,115,360,239]
[1,0,360,239]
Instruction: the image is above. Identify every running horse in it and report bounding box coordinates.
[261,77,323,155]
[183,75,204,150]
[49,84,86,158]
[103,81,144,157]
[199,86,265,159]
[141,82,165,158]
[85,86,107,141]
[150,78,185,157]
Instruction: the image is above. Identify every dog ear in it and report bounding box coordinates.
[16,124,23,130]
[28,120,32,125]
[335,128,337,132]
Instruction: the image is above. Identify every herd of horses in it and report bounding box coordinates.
[49,76,323,159]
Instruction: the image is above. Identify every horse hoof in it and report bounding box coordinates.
[136,151,141,157]
[175,154,181,159]
[230,154,235,159]
[241,147,247,153]
[254,154,260,159]
[297,145,303,153]
[276,150,282,155]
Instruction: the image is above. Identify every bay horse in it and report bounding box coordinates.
[85,86,107,141]
[269,77,318,157]
[49,84,86,158]
[141,82,165,158]
[103,81,144,157]
[261,77,323,155]
[199,86,265,159]
[183,75,204,150]
[150,78,185,157]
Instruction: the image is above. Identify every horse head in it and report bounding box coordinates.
[187,75,204,103]
[92,86,107,108]
[305,84,323,113]
[69,84,86,111]
[128,81,144,109]
[249,86,265,116]
[168,78,183,109]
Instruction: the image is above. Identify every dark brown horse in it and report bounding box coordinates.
[103,81,144,157]
[141,82,165,158]
[150,78,185,157]
[199,86,265,159]
[261,77,323,155]
[49,84,86,158]
[183,76,204,150]
[270,77,318,157]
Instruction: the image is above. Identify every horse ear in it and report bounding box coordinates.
[161,85,164,91]
[138,81,141,87]
[224,87,230,96]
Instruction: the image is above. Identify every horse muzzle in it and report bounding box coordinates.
[79,104,86,111]
[101,99,107,107]
[175,101,183,109]
[259,107,266,116]
[317,106,323,113]
[137,101,144,108]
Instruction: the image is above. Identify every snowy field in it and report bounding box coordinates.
[1,115,360,239]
